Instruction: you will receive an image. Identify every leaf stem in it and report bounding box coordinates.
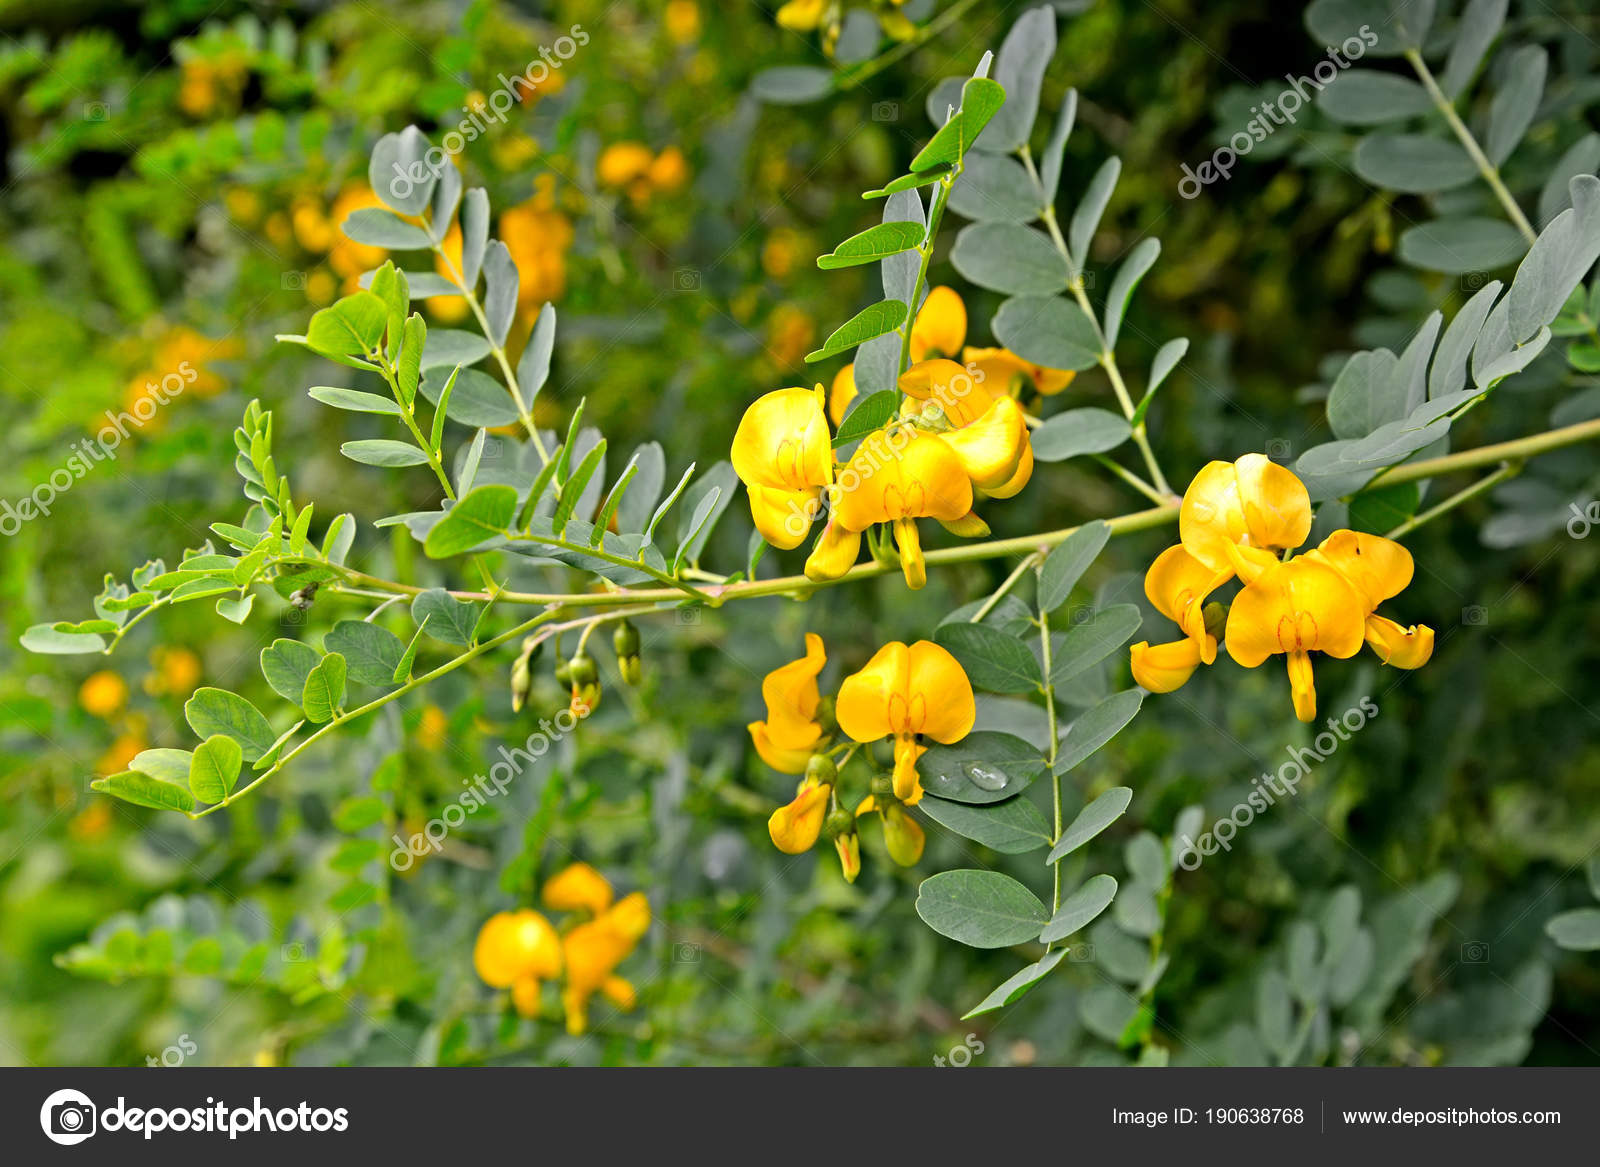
[1037,589,1063,940]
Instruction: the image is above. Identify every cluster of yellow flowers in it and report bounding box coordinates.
[596,142,690,206]
[777,0,918,47]
[1131,454,1434,721]
[473,862,650,1035]
[753,635,974,881]
[732,288,1073,589]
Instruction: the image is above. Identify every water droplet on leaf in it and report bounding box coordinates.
[962,761,1008,791]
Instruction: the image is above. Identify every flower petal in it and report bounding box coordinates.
[910,285,966,361]
[749,484,820,550]
[804,517,862,579]
[768,780,831,853]
[828,362,857,427]
[881,803,926,866]
[1130,638,1203,693]
[1308,529,1414,611]
[899,358,994,427]
[836,641,907,743]
[937,396,1029,491]
[906,639,976,743]
[1364,614,1434,668]
[541,861,614,916]
[731,385,832,491]
[1287,649,1317,722]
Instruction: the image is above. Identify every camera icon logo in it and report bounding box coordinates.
[871,101,899,122]
[1462,605,1488,626]
[1265,438,1292,462]
[673,942,701,963]
[281,271,308,291]
[40,1088,97,1145]
[1461,940,1490,963]
[673,268,701,292]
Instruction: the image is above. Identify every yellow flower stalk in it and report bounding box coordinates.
[836,640,975,803]
[541,861,615,917]
[560,891,650,1035]
[731,385,834,551]
[747,633,828,773]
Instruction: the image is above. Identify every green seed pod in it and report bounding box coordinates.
[823,807,854,841]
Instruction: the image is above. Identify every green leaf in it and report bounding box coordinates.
[324,621,404,687]
[1441,0,1507,98]
[992,295,1101,371]
[420,329,493,371]
[863,167,953,199]
[986,5,1056,152]
[1397,217,1527,275]
[1054,689,1145,774]
[1040,874,1119,943]
[419,367,521,430]
[948,153,1041,222]
[21,623,107,654]
[1316,71,1431,124]
[646,463,697,543]
[935,622,1043,693]
[1546,908,1600,951]
[804,300,909,363]
[261,639,321,704]
[301,652,347,723]
[749,65,833,104]
[1068,157,1121,270]
[517,303,558,404]
[368,127,434,215]
[306,292,387,358]
[1355,134,1476,194]
[1050,605,1143,687]
[915,870,1050,948]
[184,688,275,762]
[1486,46,1545,166]
[129,748,192,785]
[333,794,387,833]
[188,734,243,803]
[1305,0,1432,57]
[911,77,1006,172]
[832,389,900,446]
[918,732,1049,804]
[1039,88,1078,203]
[411,589,481,646]
[817,221,925,270]
[91,770,195,813]
[1047,786,1133,864]
[1030,408,1131,462]
[951,222,1069,296]
[397,314,424,406]
[1038,521,1110,612]
[341,207,432,249]
[919,794,1053,854]
[425,484,518,557]
[553,440,607,536]
[341,439,430,467]
[962,949,1068,1020]
[1103,237,1160,349]
[393,617,429,683]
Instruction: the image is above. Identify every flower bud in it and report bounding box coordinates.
[823,806,853,840]
[568,653,601,717]
[805,753,838,786]
[881,802,925,867]
[1202,601,1228,645]
[510,653,532,714]
[833,830,861,883]
[613,620,642,685]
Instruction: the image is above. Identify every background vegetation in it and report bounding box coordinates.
[1,0,1597,1067]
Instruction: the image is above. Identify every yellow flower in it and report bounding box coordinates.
[1305,529,1435,669]
[833,828,861,882]
[327,185,389,291]
[147,646,202,696]
[819,431,974,589]
[776,0,828,31]
[909,285,966,362]
[1145,543,1231,665]
[501,198,574,312]
[828,362,857,426]
[763,228,804,281]
[97,732,145,776]
[416,704,448,750]
[901,358,1032,498]
[837,640,975,804]
[79,671,128,718]
[597,142,655,188]
[767,304,816,369]
[665,0,701,42]
[648,146,689,192]
[1224,556,1366,722]
[768,774,831,853]
[1179,453,1313,574]
[962,346,1076,397]
[731,386,833,551]
[748,633,828,773]
[561,892,650,1035]
[542,862,615,917]
[473,909,563,989]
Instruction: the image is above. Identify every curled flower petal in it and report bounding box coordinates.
[936,396,1030,492]
[748,484,823,550]
[833,431,973,531]
[1307,529,1414,611]
[748,633,826,773]
[833,831,861,883]
[1364,614,1434,668]
[1145,544,1230,664]
[1286,649,1317,722]
[768,779,831,853]
[899,358,994,428]
[1130,638,1204,693]
[804,517,862,580]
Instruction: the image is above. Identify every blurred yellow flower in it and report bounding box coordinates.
[560,891,650,1035]
[762,228,804,281]
[777,0,828,32]
[97,732,146,776]
[597,142,655,188]
[500,195,574,313]
[665,0,701,42]
[145,647,201,697]
[78,671,127,718]
[766,304,815,369]
[416,704,449,750]
[542,861,614,916]
[474,909,563,1019]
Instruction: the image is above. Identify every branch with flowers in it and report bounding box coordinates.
[23,5,1600,1023]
